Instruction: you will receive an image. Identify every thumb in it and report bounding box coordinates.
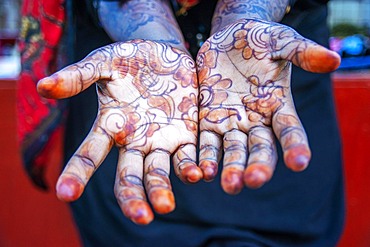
[270,24,341,73]
[37,51,112,99]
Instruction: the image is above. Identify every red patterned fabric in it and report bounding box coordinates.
[177,0,199,6]
[17,0,65,190]
[176,0,200,15]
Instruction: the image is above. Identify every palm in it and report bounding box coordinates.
[196,19,340,194]
[94,41,197,153]
[38,40,202,224]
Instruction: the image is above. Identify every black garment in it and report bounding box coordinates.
[64,1,344,246]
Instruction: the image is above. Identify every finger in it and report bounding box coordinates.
[199,130,222,181]
[115,149,154,225]
[272,109,311,172]
[56,126,113,202]
[172,144,203,184]
[37,52,111,99]
[221,129,248,195]
[270,24,341,73]
[244,126,277,189]
[144,150,175,214]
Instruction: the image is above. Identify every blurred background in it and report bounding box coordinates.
[329,0,370,69]
[0,0,369,246]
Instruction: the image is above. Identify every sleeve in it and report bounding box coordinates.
[291,0,329,10]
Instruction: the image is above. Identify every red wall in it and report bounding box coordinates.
[334,73,370,247]
[0,79,81,247]
[0,72,369,246]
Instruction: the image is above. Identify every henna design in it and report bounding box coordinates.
[221,130,248,194]
[99,41,197,148]
[243,126,277,188]
[115,161,153,224]
[197,18,330,191]
[199,74,239,124]
[55,40,199,151]
[211,0,289,34]
[145,165,174,209]
[197,19,315,131]
[98,0,185,49]
[39,40,201,224]
[178,93,198,132]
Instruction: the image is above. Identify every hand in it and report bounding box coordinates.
[196,19,340,194]
[37,40,203,224]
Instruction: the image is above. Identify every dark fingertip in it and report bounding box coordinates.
[286,154,310,172]
[56,177,84,202]
[221,168,244,195]
[149,189,175,214]
[123,200,154,225]
[284,145,311,172]
[199,160,218,182]
[244,168,268,189]
[325,50,341,71]
[243,164,274,189]
[37,76,59,98]
[180,164,203,183]
[304,46,341,73]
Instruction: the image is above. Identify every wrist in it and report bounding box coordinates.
[211,0,291,34]
[98,0,186,50]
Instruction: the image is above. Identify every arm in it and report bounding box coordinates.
[197,0,340,194]
[37,0,202,225]
[98,0,187,51]
[211,0,291,33]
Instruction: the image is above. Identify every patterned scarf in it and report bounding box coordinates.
[17,0,65,190]
[176,0,200,15]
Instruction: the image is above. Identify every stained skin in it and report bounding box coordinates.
[36,4,341,224]
[38,40,203,224]
[197,19,340,194]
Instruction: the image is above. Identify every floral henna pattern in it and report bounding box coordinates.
[38,39,202,224]
[87,40,199,150]
[94,41,201,206]
[198,20,294,130]
[196,19,325,191]
[99,0,185,47]
[211,0,290,33]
